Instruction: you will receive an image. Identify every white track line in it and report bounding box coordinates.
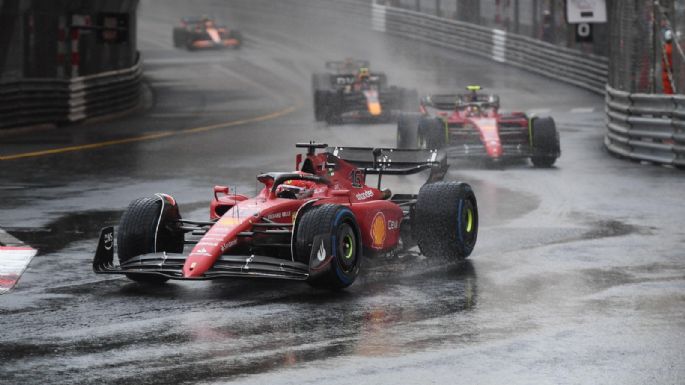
[570,107,595,114]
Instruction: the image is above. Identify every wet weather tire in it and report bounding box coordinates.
[419,117,445,150]
[117,195,184,284]
[414,181,478,260]
[397,113,420,148]
[172,28,185,48]
[530,116,560,168]
[313,90,328,121]
[324,92,343,125]
[295,204,362,289]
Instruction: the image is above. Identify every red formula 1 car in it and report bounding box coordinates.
[397,86,560,167]
[172,16,242,50]
[93,143,478,289]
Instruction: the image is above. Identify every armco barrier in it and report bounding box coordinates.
[605,84,685,167]
[0,60,142,130]
[372,4,608,94]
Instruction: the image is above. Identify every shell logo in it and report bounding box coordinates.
[370,212,386,249]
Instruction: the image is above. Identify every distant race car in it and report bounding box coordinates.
[397,85,560,167]
[312,60,418,124]
[172,16,242,50]
[93,142,478,290]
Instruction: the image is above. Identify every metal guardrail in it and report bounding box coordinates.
[605,85,685,167]
[0,60,142,130]
[372,4,608,95]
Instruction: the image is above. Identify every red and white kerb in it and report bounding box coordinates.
[0,246,37,294]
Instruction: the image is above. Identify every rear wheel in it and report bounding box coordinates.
[397,113,420,148]
[530,116,560,167]
[419,117,446,150]
[413,181,478,260]
[295,204,362,289]
[313,90,328,121]
[117,194,184,284]
[324,92,342,125]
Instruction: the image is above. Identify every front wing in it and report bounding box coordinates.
[93,227,309,281]
[444,143,533,159]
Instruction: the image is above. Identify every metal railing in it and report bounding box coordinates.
[0,59,142,130]
[373,4,608,94]
[605,85,685,167]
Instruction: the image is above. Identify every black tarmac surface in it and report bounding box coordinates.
[1,1,684,384]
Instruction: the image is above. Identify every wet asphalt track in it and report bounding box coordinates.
[1,0,684,384]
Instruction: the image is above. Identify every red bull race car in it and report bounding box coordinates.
[93,143,478,289]
[312,61,418,124]
[172,16,242,50]
[397,86,560,167]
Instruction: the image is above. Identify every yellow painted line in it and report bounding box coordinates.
[0,105,298,161]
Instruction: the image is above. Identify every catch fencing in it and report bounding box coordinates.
[0,59,142,129]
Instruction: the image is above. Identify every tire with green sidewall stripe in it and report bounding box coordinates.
[530,116,560,167]
[413,181,478,260]
[295,204,362,289]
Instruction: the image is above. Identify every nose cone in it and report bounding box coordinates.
[486,140,502,158]
[183,244,220,278]
[207,28,221,43]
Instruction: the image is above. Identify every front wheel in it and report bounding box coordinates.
[294,204,362,289]
[413,181,478,260]
[117,194,184,284]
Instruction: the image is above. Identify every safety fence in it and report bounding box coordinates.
[372,3,608,94]
[605,85,685,167]
[0,60,142,129]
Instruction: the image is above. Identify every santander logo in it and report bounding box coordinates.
[355,190,374,201]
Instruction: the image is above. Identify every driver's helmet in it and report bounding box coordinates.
[275,179,316,199]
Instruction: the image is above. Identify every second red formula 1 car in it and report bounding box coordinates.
[397,86,560,167]
[93,143,478,290]
[173,16,242,50]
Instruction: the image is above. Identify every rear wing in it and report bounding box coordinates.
[325,59,370,73]
[329,73,387,87]
[425,94,500,110]
[327,146,448,184]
